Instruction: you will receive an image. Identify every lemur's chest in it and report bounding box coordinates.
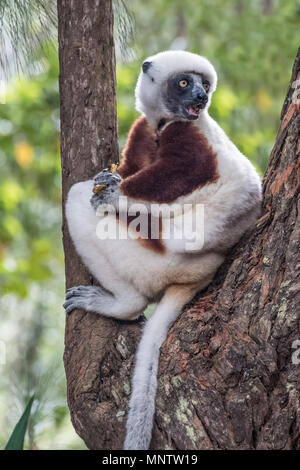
[119,118,220,205]
[151,121,219,202]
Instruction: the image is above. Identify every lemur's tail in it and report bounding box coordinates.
[124,284,198,450]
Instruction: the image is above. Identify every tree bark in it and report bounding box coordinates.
[59,1,300,449]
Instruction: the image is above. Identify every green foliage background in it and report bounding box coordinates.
[0,0,299,449]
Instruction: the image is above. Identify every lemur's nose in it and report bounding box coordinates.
[197,91,208,102]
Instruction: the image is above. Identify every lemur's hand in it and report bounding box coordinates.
[90,167,122,211]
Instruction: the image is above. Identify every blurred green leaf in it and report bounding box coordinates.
[5,396,34,450]
[0,180,24,210]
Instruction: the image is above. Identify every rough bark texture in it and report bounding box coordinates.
[59,2,300,449]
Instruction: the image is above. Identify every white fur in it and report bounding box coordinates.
[65,50,262,450]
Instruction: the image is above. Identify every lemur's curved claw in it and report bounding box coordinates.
[109,163,118,173]
[93,184,107,194]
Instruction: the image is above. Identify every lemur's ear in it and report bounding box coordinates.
[142,61,152,73]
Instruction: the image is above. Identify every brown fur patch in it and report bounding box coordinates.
[118,116,158,178]
[116,213,165,254]
[119,120,219,203]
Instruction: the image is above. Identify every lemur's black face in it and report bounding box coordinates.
[164,72,210,120]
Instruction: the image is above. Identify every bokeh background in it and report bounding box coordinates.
[0,0,299,449]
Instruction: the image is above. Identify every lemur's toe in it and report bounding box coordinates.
[63,300,77,315]
[66,287,80,299]
[64,286,92,314]
[63,297,85,315]
[64,286,106,315]
[66,285,87,299]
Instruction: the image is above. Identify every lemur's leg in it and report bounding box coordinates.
[63,283,147,320]
[64,180,148,320]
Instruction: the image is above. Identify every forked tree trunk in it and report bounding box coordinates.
[58,0,300,449]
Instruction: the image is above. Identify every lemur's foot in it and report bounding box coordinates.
[90,166,122,210]
[63,285,111,315]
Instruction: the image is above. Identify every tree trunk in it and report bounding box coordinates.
[59,0,300,448]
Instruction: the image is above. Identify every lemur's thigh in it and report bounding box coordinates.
[65,181,148,319]
[66,181,118,287]
[172,251,225,286]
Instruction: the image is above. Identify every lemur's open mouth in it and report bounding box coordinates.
[181,101,206,121]
[182,102,205,120]
[187,104,201,117]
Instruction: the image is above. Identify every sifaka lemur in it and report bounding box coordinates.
[63,50,262,450]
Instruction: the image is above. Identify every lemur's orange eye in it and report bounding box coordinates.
[203,82,210,92]
[179,79,188,88]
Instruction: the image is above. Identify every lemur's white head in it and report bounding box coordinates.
[135,50,217,127]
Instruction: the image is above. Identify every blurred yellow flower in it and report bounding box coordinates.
[255,90,272,112]
[14,141,34,168]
